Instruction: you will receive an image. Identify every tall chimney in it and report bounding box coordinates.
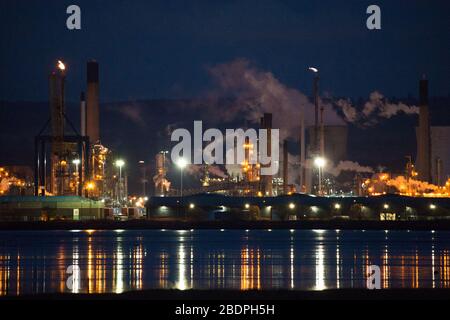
[86,60,100,144]
[260,113,273,196]
[299,106,306,192]
[283,139,288,194]
[313,73,320,153]
[49,68,65,195]
[49,72,65,142]
[416,76,431,182]
[80,91,86,137]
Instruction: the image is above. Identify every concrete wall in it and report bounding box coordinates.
[0,196,104,221]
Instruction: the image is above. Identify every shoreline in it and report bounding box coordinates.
[1,288,450,300]
[0,219,450,231]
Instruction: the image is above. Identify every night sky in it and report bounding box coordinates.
[1,0,449,193]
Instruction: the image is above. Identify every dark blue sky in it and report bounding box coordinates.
[1,0,449,102]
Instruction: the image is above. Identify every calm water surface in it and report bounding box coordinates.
[0,229,449,295]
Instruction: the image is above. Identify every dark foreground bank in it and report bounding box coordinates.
[1,289,450,300]
[0,219,450,230]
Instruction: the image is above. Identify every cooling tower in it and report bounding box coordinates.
[86,61,100,144]
[430,126,450,185]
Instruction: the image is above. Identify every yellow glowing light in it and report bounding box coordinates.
[189,203,195,209]
[86,182,95,190]
[289,203,295,209]
[244,203,250,209]
[383,203,389,209]
[429,204,436,210]
[334,203,341,209]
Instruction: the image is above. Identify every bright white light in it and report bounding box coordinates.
[244,203,250,209]
[115,159,125,167]
[176,158,188,169]
[308,67,318,73]
[429,204,436,210]
[289,203,295,209]
[144,196,148,201]
[334,203,341,209]
[72,159,80,165]
[314,157,326,168]
[189,203,195,209]
[383,203,389,209]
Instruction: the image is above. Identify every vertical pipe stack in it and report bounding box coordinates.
[260,113,273,196]
[417,77,431,182]
[313,74,320,154]
[80,92,86,137]
[283,139,288,194]
[49,70,65,194]
[299,107,305,192]
[86,61,100,144]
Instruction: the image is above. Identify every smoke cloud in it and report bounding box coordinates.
[335,92,419,127]
[328,160,374,176]
[206,58,346,140]
[186,164,227,179]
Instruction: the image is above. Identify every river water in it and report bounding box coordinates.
[0,229,449,295]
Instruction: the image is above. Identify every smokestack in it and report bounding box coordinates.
[435,157,442,186]
[299,107,306,192]
[86,60,100,144]
[260,113,273,196]
[80,92,86,137]
[49,72,65,141]
[49,67,66,195]
[416,76,431,182]
[313,73,320,153]
[283,140,288,194]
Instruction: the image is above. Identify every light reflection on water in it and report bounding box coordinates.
[0,229,449,295]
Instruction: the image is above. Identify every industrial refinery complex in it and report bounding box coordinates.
[0,60,449,223]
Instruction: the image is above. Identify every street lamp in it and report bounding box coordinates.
[314,157,326,195]
[115,159,125,178]
[72,159,80,173]
[115,159,125,204]
[176,158,188,197]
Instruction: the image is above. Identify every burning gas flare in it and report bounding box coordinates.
[57,60,66,71]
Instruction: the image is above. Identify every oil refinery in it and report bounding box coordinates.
[0,60,449,222]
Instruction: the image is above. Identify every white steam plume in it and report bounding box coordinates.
[335,91,418,127]
[328,161,374,176]
[206,58,346,140]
